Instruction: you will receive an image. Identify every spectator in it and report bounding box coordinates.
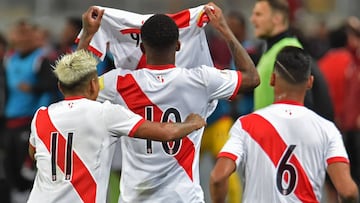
[0,32,10,203]
[57,17,82,54]
[318,23,352,129]
[3,20,58,202]
[251,0,334,122]
[341,16,360,190]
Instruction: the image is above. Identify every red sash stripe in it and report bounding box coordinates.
[117,74,195,181]
[35,109,97,203]
[240,114,318,202]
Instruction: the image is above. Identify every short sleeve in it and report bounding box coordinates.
[325,123,349,166]
[218,119,247,168]
[102,101,145,137]
[29,118,36,148]
[200,67,242,101]
[29,109,41,148]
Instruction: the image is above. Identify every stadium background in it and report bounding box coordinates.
[0,0,359,43]
[1,0,359,202]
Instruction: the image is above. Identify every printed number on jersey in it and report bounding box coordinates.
[50,132,74,181]
[145,106,182,155]
[276,145,298,195]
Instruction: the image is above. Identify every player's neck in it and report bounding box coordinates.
[63,92,93,101]
[274,92,304,105]
[147,58,175,66]
[146,51,176,65]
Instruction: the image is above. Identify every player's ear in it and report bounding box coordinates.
[176,40,181,51]
[89,77,99,100]
[140,42,146,54]
[306,75,314,89]
[270,72,276,87]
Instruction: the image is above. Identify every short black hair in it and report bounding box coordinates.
[329,25,347,48]
[140,14,179,50]
[274,46,311,84]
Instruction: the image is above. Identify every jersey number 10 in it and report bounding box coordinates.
[145,106,182,155]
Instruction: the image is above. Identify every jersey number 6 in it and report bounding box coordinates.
[276,145,297,195]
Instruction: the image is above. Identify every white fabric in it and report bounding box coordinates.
[98,65,241,203]
[28,98,144,203]
[77,5,213,70]
[220,103,349,203]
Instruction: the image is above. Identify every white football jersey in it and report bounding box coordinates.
[97,64,242,203]
[76,5,213,70]
[27,97,145,203]
[219,101,349,203]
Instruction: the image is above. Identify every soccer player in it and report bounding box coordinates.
[210,46,359,203]
[27,50,206,203]
[77,2,259,202]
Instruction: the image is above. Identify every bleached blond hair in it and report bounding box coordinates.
[53,50,98,85]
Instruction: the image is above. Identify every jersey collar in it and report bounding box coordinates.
[145,64,176,70]
[64,96,85,101]
[274,100,304,106]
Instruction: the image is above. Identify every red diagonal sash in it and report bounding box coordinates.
[117,74,195,181]
[241,114,318,202]
[35,109,97,203]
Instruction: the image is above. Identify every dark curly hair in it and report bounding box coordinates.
[140,14,179,51]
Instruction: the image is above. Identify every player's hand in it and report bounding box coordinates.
[184,113,206,130]
[204,2,229,35]
[82,6,104,36]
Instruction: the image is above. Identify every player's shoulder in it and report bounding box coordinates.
[100,68,130,78]
[234,112,262,127]
[186,65,234,75]
[100,100,129,112]
[33,106,48,118]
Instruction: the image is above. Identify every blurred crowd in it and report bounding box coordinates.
[0,2,360,203]
[0,17,115,203]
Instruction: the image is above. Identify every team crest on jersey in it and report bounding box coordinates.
[156,75,165,83]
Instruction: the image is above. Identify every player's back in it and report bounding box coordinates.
[98,65,240,203]
[237,102,348,203]
[28,98,137,203]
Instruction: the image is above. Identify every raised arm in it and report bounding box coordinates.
[133,113,206,141]
[77,6,104,50]
[327,162,359,203]
[204,2,260,93]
